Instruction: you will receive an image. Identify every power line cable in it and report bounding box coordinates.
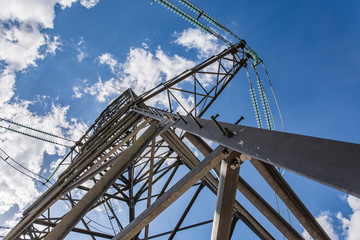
[0,148,48,182]
[261,61,286,132]
[0,149,46,185]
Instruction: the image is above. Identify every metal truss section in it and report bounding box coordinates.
[137,41,248,117]
[7,41,360,240]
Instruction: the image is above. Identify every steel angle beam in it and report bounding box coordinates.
[247,157,330,240]
[211,158,241,240]
[171,115,360,197]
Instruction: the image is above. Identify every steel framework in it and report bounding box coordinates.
[5,42,360,240]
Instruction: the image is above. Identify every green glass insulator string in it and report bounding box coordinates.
[0,117,75,143]
[0,125,71,148]
[155,0,232,45]
[246,67,263,128]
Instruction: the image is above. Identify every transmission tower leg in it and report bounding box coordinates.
[237,176,303,239]
[211,159,240,240]
[44,121,160,240]
[249,158,331,240]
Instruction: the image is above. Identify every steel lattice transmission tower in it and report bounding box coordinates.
[5,42,360,240]
[5,39,360,239]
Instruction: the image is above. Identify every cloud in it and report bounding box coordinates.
[174,28,226,59]
[0,22,45,72]
[303,211,340,240]
[337,196,360,240]
[0,69,16,105]
[77,50,86,62]
[46,35,62,55]
[80,0,100,9]
[72,85,84,98]
[0,0,56,28]
[0,0,93,234]
[302,195,360,240]
[76,46,194,105]
[74,28,228,113]
[0,102,85,216]
[142,42,149,49]
[57,0,78,9]
[83,77,120,102]
[98,53,119,74]
[76,37,87,62]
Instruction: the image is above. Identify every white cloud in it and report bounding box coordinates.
[0,69,16,104]
[46,35,62,55]
[142,42,149,49]
[72,85,84,98]
[302,195,360,240]
[80,0,100,9]
[174,28,226,59]
[0,0,93,234]
[75,28,228,112]
[0,102,83,216]
[0,0,56,28]
[337,196,360,240]
[75,36,87,62]
[79,46,194,104]
[84,77,120,102]
[57,0,78,9]
[98,53,119,74]
[0,22,45,72]
[77,50,86,62]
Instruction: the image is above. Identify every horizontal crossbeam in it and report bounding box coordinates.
[133,109,360,197]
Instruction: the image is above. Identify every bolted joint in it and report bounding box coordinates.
[128,198,135,208]
[239,39,247,49]
[222,148,230,156]
[224,152,242,170]
[229,157,241,170]
[224,127,234,137]
[75,140,83,147]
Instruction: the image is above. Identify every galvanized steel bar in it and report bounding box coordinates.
[210,158,241,240]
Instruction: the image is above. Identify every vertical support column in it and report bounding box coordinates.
[128,161,135,223]
[211,155,241,240]
[43,122,160,240]
[144,139,155,240]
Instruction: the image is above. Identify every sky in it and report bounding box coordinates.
[0,0,359,239]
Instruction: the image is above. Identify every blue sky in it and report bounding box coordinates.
[0,0,359,239]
